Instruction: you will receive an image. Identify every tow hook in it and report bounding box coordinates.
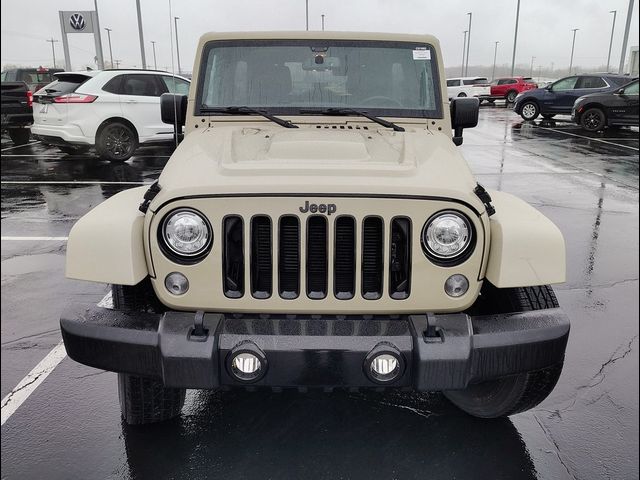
[188,310,209,341]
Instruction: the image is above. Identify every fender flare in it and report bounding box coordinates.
[66,186,149,285]
[485,190,565,288]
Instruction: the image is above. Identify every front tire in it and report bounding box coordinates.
[457,92,467,97]
[112,280,183,425]
[118,373,186,425]
[445,285,563,418]
[580,107,606,132]
[97,121,138,162]
[8,128,30,145]
[520,101,540,121]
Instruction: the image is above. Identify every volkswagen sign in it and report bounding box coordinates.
[69,13,86,31]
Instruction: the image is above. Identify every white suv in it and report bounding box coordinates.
[32,70,190,161]
[446,77,490,101]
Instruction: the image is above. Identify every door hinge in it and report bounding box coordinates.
[139,180,161,213]
[474,183,496,216]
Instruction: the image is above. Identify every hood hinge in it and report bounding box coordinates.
[474,183,496,216]
[139,180,161,213]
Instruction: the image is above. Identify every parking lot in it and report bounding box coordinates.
[1,106,638,480]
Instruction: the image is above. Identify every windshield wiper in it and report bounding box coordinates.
[200,106,298,128]
[299,107,405,132]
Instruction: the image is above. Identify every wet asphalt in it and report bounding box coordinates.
[1,106,638,480]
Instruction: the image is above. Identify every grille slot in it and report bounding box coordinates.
[250,216,272,298]
[222,215,244,298]
[306,216,328,299]
[362,217,384,300]
[278,216,300,299]
[334,216,356,299]
[389,217,412,299]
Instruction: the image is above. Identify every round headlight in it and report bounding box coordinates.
[162,209,212,258]
[423,211,472,260]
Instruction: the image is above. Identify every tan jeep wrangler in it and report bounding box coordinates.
[60,32,569,425]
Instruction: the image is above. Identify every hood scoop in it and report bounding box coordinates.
[265,130,370,162]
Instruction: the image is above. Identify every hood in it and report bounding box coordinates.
[152,124,483,212]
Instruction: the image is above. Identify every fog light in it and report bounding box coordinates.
[227,342,268,383]
[370,354,400,380]
[364,344,404,384]
[232,353,262,378]
[165,272,189,295]
[444,274,469,297]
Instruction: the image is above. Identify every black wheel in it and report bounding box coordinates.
[112,279,182,425]
[580,107,606,132]
[445,285,563,418]
[506,90,518,103]
[118,373,186,425]
[97,121,138,162]
[520,101,540,121]
[542,114,556,120]
[58,145,90,155]
[457,92,467,97]
[8,128,30,145]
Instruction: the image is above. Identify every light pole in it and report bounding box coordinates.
[569,28,579,75]
[461,30,468,77]
[104,28,113,68]
[174,17,182,75]
[618,0,635,74]
[607,10,617,72]
[530,56,535,77]
[510,0,521,76]
[305,0,309,30]
[46,38,59,68]
[151,41,157,70]
[93,0,105,69]
[135,0,146,69]
[465,12,472,76]
[492,41,499,80]
[321,14,325,31]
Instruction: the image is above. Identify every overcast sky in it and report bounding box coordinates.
[1,0,638,73]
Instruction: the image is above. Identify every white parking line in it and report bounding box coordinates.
[1,236,68,241]
[537,126,640,151]
[1,181,149,185]
[0,141,41,152]
[1,342,67,426]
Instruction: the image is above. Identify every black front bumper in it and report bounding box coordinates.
[60,306,569,390]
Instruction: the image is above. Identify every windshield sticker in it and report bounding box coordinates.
[413,49,431,60]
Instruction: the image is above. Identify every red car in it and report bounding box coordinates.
[489,77,538,103]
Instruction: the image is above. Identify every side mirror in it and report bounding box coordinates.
[450,97,479,146]
[615,87,625,95]
[161,93,187,126]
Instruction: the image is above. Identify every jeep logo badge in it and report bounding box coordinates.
[69,13,86,31]
[299,201,337,215]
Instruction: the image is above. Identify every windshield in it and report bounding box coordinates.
[197,40,442,118]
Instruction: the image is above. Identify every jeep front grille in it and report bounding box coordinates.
[222,215,412,301]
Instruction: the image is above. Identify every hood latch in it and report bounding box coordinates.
[474,183,495,216]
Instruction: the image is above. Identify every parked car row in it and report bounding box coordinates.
[31,69,190,161]
[445,72,638,132]
[513,74,638,131]
[1,67,190,160]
